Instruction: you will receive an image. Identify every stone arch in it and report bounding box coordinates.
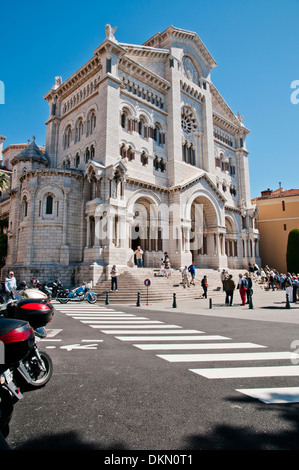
[184,189,224,268]
[225,214,238,266]
[127,191,163,266]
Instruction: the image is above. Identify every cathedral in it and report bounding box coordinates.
[0,25,260,286]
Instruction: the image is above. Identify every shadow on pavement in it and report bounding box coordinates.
[10,431,128,450]
[183,395,299,450]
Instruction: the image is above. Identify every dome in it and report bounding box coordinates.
[11,136,49,166]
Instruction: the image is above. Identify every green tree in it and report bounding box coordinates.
[0,172,9,192]
[286,229,299,273]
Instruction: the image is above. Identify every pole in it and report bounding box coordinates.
[136,292,140,307]
[105,291,109,305]
[209,298,212,309]
[172,293,177,308]
[249,291,253,309]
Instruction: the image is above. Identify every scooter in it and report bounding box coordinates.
[56,283,97,304]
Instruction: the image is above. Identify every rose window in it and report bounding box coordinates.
[181,108,197,134]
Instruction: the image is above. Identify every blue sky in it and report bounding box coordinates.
[0,0,298,198]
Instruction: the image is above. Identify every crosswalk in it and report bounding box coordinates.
[52,301,299,404]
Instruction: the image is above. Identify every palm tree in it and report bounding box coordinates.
[0,171,9,193]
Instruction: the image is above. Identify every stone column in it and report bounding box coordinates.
[60,188,70,265]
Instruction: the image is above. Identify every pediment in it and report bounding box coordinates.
[143,26,217,75]
[170,171,226,204]
[85,159,127,180]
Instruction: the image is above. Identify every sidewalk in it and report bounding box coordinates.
[135,289,299,324]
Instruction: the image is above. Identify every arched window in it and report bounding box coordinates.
[64,125,72,149]
[140,151,148,166]
[75,118,84,143]
[120,144,127,159]
[153,123,164,146]
[75,153,80,168]
[138,116,148,138]
[153,156,159,171]
[85,147,90,163]
[127,146,134,161]
[22,196,28,218]
[46,195,53,215]
[90,145,95,160]
[120,108,132,132]
[87,110,96,135]
[182,142,195,166]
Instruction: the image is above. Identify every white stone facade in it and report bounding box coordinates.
[2,26,260,286]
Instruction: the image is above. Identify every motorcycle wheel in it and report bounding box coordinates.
[22,351,53,389]
[87,293,97,304]
[57,298,69,303]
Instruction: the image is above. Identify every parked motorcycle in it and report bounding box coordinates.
[0,316,35,439]
[56,283,97,304]
[18,280,49,300]
[0,296,54,443]
[3,297,54,389]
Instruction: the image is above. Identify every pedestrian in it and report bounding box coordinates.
[135,246,143,268]
[245,272,253,304]
[110,265,118,291]
[237,273,247,305]
[164,256,171,278]
[285,272,293,302]
[268,271,275,291]
[224,274,235,306]
[160,262,166,277]
[5,271,17,300]
[292,276,298,303]
[182,266,190,288]
[188,262,196,285]
[220,269,227,291]
[201,275,208,298]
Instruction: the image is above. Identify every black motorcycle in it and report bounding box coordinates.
[0,297,54,442]
[3,297,54,389]
[0,316,35,440]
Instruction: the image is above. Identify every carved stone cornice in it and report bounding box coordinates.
[44,56,102,102]
[119,56,170,92]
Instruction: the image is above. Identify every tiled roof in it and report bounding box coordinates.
[253,188,299,200]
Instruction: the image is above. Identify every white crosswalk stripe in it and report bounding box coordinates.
[54,302,299,404]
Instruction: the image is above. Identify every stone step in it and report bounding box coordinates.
[93,268,263,303]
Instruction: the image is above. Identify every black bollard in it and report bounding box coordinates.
[209,298,212,309]
[105,291,109,305]
[172,293,177,308]
[249,291,253,309]
[286,293,291,309]
[136,292,141,307]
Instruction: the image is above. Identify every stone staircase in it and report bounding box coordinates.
[92,267,258,304]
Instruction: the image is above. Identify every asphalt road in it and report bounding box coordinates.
[4,294,299,453]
